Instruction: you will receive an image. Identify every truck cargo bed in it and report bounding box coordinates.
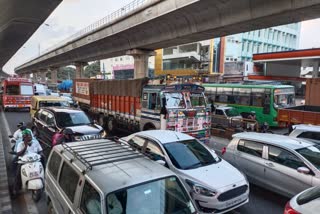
[278,105,320,126]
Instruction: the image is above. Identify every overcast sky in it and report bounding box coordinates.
[3,0,320,74]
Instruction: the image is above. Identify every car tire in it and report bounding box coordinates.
[107,117,116,134]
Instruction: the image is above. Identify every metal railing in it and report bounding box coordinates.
[19,0,149,68]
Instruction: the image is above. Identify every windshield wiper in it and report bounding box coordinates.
[184,162,202,170]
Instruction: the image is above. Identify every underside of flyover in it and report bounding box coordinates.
[15,0,320,74]
[0,0,62,71]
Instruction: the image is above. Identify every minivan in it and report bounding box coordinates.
[46,139,198,214]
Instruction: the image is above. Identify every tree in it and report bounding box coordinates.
[55,67,76,80]
[84,61,101,78]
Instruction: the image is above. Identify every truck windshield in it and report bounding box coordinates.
[274,88,295,108]
[295,144,320,170]
[190,93,206,107]
[5,85,19,95]
[20,84,33,95]
[106,176,196,214]
[164,93,185,108]
[56,111,91,127]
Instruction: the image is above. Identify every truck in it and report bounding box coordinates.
[277,78,320,126]
[0,77,33,111]
[73,78,211,142]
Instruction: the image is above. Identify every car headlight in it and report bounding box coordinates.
[186,179,216,197]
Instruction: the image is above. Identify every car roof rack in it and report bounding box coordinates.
[61,138,143,172]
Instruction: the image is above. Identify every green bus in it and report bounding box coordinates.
[202,83,296,127]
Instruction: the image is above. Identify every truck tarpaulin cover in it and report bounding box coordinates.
[93,78,148,97]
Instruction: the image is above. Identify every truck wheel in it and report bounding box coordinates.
[107,117,116,134]
[143,123,156,131]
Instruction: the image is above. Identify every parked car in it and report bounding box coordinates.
[30,95,69,118]
[222,132,320,197]
[284,186,320,214]
[32,107,104,146]
[46,138,198,214]
[289,124,320,144]
[120,130,249,213]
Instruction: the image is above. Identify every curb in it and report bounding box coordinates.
[0,112,13,214]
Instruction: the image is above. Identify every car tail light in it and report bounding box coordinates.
[284,202,300,214]
[221,147,226,155]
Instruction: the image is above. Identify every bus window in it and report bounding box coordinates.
[273,88,295,108]
[251,88,265,107]
[238,88,251,105]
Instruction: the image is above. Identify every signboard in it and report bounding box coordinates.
[76,82,89,96]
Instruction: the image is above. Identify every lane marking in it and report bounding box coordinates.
[1,111,39,214]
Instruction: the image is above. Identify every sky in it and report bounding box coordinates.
[3,0,320,74]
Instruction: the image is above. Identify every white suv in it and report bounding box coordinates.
[289,124,320,144]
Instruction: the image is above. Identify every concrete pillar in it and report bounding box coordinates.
[75,62,88,78]
[39,70,47,83]
[312,61,319,78]
[49,67,58,83]
[126,49,155,79]
[32,72,38,82]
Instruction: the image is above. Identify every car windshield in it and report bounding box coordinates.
[164,92,185,108]
[297,186,320,205]
[106,176,196,214]
[56,111,91,127]
[225,108,240,117]
[39,101,69,108]
[295,144,320,170]
[163,140,219,170]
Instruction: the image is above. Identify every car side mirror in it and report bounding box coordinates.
[297,167,310,175]
[156,159,166,166]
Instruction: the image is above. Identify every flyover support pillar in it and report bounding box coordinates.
[75,62,88,78]
[126,49,155,79]
[32,72,38,83]
[313,61,319,78]
[39,70,47,83]
[49,67,58,83]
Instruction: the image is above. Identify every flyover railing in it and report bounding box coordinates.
[19,0,149,67]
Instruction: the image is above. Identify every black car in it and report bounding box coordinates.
[32,107,105,146]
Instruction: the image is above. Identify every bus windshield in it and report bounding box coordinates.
[274,88,295,108]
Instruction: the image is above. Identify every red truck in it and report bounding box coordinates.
[73,78,211,142]
[278,78,320,126]
[1,77,33,111]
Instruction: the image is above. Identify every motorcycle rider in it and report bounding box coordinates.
[56,128,75,145]
[13,130,44,195]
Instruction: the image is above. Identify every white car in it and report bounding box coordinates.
[120,130,249,213]
[284,186,320,214]
[289,124,320,144]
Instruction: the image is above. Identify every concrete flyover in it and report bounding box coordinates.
[15,0,320,77]
[0,0,62,70]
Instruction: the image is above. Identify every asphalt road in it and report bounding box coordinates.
[0,110,289,214]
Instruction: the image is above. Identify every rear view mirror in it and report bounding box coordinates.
[297,167,310,175]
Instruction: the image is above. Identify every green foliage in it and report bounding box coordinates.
[84,61,101,78]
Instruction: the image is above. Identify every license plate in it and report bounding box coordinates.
[18,104,24,107]
[30,172,39,178]
[226,196,246,207]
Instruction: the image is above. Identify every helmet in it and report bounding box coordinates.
[17,122,25,128]
[22,129,32,139]
[63,128,73,135]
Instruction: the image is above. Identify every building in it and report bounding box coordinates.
[154,23,301,79]
[100,55,155,79]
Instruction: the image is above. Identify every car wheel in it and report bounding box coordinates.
[107,117,116,134]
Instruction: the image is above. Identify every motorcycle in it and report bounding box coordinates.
[11,152,44,202]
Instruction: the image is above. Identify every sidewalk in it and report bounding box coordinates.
[0,113,13,213]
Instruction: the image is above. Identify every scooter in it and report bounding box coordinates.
[14,152,44,202]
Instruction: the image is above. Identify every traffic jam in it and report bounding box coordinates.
[1,76,320,214]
